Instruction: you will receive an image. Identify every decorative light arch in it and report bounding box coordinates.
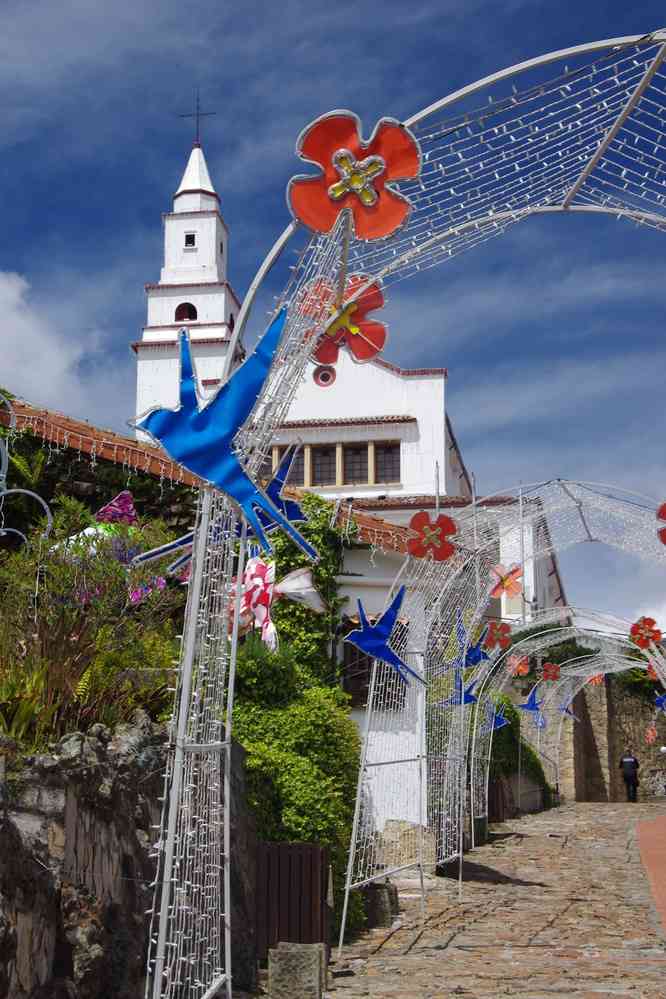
[144,28,666,998]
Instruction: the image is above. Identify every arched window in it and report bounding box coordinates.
[175,302,197,322]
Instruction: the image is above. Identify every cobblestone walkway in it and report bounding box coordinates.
[327,801,666,998]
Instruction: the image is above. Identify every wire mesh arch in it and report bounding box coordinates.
[146,27,666,995]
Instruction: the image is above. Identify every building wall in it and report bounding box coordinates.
[160,210,228,286]
[279,352,446,500]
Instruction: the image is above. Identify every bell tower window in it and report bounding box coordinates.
[175,302,197,322]
[184,232,196,248]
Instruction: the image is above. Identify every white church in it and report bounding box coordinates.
[133,142,567,725]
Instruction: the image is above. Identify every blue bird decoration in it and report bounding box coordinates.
[655,691,666,714]
[558,698,579,722]
[433,610,489,677]
[490,702,510,732]
[480,701,510,734]
[345,587,425,686]
[465,628,490,668]
[518,688,544,714]
[133,309,316,559]
[533,710,547,730]
[436,670,478,708]
[131,445,308,574]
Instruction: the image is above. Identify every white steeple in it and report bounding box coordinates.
[133,142,243,431]
[174,143,219,213]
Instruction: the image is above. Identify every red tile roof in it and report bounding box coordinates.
[353,494,518,510]
[278,414,416,430]
[0,400,411,554]
[373,357,447,378]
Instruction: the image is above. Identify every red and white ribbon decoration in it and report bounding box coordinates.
[229,557,326,650]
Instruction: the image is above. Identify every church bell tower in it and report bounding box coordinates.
[133,142,243,428]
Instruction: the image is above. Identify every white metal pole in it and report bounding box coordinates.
[338,659,379,957]
[417,677,426,922]
[222,518,248,999]
[151,486,213,999]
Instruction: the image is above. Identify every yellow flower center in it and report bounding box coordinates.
[326,301,360,338]
[420,525,442,546]
[328,149,385,207]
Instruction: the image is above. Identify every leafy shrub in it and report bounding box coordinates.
[0,496,184,746]
[488,695,552,801]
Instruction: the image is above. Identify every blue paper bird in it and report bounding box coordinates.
[134,309,316,559]
[131,445,308,574]
[345,587,425,686]
[490,703,510,731]
[655,691,666,714]
[436,670,478,708]
[518,688,544,714]
[433,610,489,678]
[558,698,580,722]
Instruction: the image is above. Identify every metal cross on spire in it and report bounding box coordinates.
[179,88,216,147]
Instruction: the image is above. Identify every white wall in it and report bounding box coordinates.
[135,341,233,421]
[278,351,446,498]
[160,211,227,286]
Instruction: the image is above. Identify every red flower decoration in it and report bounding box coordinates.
[485,621,512,650]
[507,655,529,677]
[300,274,387,364]
[630,616,662,649]
[287,111,421,240]
[407,512,457,561]
[646,723,657,745]
[648,662,659,681]
[657,502,666,545]
[489,564,523,600]
[588,674,604,687]
[543,662,560,682]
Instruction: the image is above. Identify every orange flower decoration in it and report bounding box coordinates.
[588,674,604,686]
[657,502,666,545]
[489,564,523,600]
[407,512,457,561]
[630,616,662,649]
[485,621,512,650]
[648,662,659,681]
[300,274,386,364]
[287,111,421,240]
[507,655,529,677]
[543,662,560,682]
[646,724,657,744]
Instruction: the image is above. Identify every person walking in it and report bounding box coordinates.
[619,749,640,802]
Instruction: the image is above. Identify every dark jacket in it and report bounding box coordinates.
[619,755,639,782]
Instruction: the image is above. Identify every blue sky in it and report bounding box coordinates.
[2,0,665,621]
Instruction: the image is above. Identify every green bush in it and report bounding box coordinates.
[488,695,552,800]
[269,493,354,681]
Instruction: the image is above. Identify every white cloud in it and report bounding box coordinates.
[0,270,135,431]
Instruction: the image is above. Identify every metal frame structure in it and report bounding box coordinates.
[339,481,666,948]
[145,28,666,997]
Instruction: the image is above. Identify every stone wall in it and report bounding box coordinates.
[557,677,666,804]
[0,713,257,998]
[606,679,666,802]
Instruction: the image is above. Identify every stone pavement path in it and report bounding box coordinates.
[326,801,666,998]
